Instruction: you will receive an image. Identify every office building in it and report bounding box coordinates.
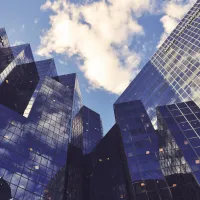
[114,100,173,200]
[72,105,103,154]
[157,101,200,199]
[0,28,83,200]
[82,124,133,200]
[115,0,200,128]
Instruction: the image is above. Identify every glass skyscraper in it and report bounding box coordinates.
[72,105,103,154]
[0,29,83,199]
[115,0,200,128]
[157,101,200,199]
[1,0,200,199]
[83,124,133,200]
[114,101,173,200]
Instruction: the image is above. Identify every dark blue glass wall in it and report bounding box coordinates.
[53,73,82,118]
[0,74,76,199]
[0,29,81,200]
[157,101,200,199]
[0,62,39,114]
[72,106,103,154]
[114,100,172,200]
[83,124,133,200]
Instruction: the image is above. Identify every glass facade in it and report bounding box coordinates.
[0,62,39,115]
[63,106,103,199]
[115,0,200,128]
[72,105,103,154]
[157,101,200,199]
[1,0,200,197]
[0,44,34,85]
[53,74,82,118]
[83,124,133,200]
[23,59,58,118]
[0,74,76,199]
[0,29,82,200]
[114,100,172,200]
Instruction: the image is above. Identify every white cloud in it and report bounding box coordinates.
[20,24,25,32]
[34,18,39,24]
[157,0,196,48]
[37,0,154,94]
[58,59,68,65]
[12,40,24,46]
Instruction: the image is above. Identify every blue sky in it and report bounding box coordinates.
[0,0,195,134]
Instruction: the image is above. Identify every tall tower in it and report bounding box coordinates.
[157,101,200,199]
[115,0,200,128]
[85,124,133,200]
[71,105,103,154]
[114,100,172,200]
[0,29,81,200]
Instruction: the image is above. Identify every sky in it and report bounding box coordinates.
[0,0,196,134]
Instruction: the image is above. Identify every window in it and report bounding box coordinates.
[181,108,191,115]
[185,114,196,121]
[168,104,177,110]
[175,116,186,123]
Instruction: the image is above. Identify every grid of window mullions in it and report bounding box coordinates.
[167,106,200,156]
[152,49,200,96]
[158,118,192,176]
[0,167,47,199]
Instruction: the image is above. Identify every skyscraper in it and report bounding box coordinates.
[115,0,200,128]
[0,29,82,200]
[157,101,200,199]
[83,124,133,200]
[72,105,103,154]
[114,100,173,200]
[63,105,103,200]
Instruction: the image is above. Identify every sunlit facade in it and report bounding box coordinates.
[115,0,200,128]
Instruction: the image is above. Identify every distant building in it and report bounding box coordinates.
[72,105,103,154]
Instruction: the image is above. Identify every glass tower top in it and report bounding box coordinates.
[115,0,200,128]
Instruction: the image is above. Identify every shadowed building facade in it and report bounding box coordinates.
[114,101,173,200]
[157,101,200,200]
[63,105,103,200]
[71,105,103,154]
[82,124,133,200]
